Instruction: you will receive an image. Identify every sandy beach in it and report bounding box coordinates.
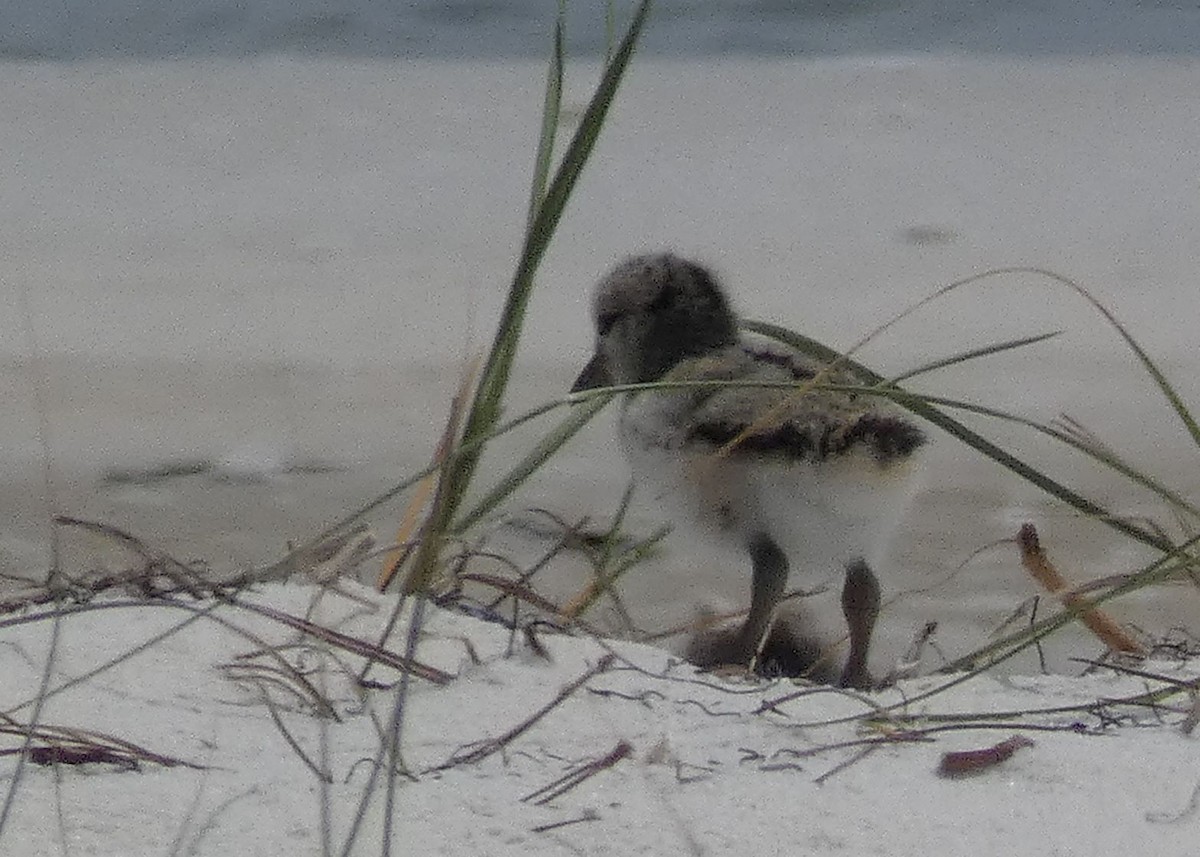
[4,53,1199,672]
[1,2,1199,852]
[2,582,1198,856]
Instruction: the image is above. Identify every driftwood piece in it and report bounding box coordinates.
[1017,524,1147,657]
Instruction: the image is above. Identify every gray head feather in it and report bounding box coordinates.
[574,253,738,391]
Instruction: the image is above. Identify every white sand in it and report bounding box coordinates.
[1,50,1199,853]
[1,583,1197,856]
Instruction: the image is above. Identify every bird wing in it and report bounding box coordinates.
[669,345,924,464]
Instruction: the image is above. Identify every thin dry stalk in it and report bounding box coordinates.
[0,605,61,843]
[2,597,345,723]
[252,685,334,784]
[520,739,632,805]
[54,516,208,597]
[219,661,336,718]
[400,358,487,600]
[530,810,601,834]
[810,746,880,784]
[378,356,480,592]
[1017,524,1148,656]
[177,785,261,857]
[456,571,604,636]
[232,599,452,685]
[0,715,206,771]
[430,654,615,771]
[259,525,377,586]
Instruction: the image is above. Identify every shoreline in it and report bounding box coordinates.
[2,54,1197,673]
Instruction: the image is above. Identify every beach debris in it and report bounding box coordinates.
[1017,523,1148,657]
[521,739,633,805]
[937,734,1035,778]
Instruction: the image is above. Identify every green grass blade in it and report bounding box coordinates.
[605,0,617,65]
[827,383,1200,526]
[280,397,569,566]
[887,330,1062,384]
[1045,415,1200,524]
[941,531,1200,673]
[571,525,671,622]
[596,479,639,579]
[742,318,1178,553]
[440,0,653,525]
[520,0,652,275]
[1052,269,1200,451]
[525,3,564,237]
[890,265,1200,452]
[399,0,652,593]
[453,394,612,534]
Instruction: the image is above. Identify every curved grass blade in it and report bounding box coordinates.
[886,330,1062,385]
[1036,267,1200,451]
[435,0,653,546]
[876,266,1199,453]
[285,398,571,566]
[742,319,1177,554]
[568,368,1195,542]
[381,356,479,591]
[453,393,612,534]
[285,4,654,582]
[525,2,565,237]
[0,610,62,841]
[836,385,1199,526]
[940,530,1200,674]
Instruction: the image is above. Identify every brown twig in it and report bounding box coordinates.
[485,512,588,612]
[229,599,452,686]
[813,745,880,784]
[0,717,206,771]
[531,809,601,833]
[54,516,209,597]
[429,654,615,771]
[1070,656,1200,691]
[748,730,932,768]
[456,572,605,636]
[1,520,383,619]
[1017,524,1148,656]
[586,687,665,707]
[521,740,633,805]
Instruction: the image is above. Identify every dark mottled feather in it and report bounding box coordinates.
[689,412,925,464]
[665,344,925,465]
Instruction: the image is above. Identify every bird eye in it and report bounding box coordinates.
[596,311,619,335]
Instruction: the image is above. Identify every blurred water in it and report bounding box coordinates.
[2,2,1198,674]
[5,0,1200,61]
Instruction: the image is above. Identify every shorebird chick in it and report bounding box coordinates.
[571,253,925,687]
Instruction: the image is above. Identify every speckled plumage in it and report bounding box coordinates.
[573,252,925,686]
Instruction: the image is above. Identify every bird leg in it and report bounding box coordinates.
[838,559,881,690]
[735,532,790,669]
